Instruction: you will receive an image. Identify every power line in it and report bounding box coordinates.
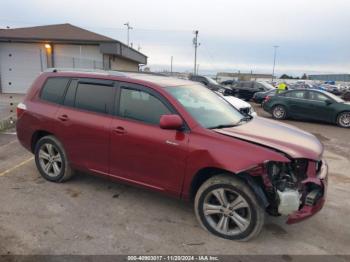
[0,18,193,33]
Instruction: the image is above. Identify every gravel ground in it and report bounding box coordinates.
[0,105,349,255]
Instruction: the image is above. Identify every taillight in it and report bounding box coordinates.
[264,96,271,102]
[16,102,27,118]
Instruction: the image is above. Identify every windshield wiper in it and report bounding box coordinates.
[208,123,237,129]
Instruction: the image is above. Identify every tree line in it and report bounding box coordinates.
[280,73,308,80]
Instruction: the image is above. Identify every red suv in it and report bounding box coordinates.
[17,70,328,241]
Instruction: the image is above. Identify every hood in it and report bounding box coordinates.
[222,95,251,109]
[214,117,323,160]
[215,92,251,109]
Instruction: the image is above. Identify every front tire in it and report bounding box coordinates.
[272,105,287,120]
[337,111,350,128]
[194,175,265,241]
[34,135,74,182]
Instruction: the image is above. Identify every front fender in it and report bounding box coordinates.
[181,129,290,199]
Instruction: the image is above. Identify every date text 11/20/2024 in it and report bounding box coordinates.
[127,255,219,261]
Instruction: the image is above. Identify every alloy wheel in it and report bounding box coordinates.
[273,106,286,119]
[339,112,350,127]
[202,188,251,236]
[38,143,63,177]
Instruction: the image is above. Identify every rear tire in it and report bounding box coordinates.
[272,105,287,120]
[336,111,350,128]
[34,135,74,182]
[194,175,265,241]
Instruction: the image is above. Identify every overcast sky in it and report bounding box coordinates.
[1,0,349,76]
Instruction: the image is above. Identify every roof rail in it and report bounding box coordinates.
[44,68,127,77]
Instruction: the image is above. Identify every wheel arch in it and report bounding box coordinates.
[31,130,54,153]
[188,167,269,208]
[272,102,288,110]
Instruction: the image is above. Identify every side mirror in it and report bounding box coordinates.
[160,114,184,130]
[325,99,333,105]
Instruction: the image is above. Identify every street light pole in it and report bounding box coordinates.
[272,45,279,82]
[124,22,133,46]
[170,56,173,75]
[193,30,200,75]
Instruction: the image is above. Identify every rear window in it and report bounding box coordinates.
[40,77,70,104]
[75,83,114,114]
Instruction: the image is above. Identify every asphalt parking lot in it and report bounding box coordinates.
[0,105,349,255]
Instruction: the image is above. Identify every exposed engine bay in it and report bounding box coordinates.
[264,159,325,217]
[212,127,328,223]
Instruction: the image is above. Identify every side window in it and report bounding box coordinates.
[241,82,253,88]
[40,77,70,104]
[254,82,264,90]
[63,79,78,107]
[119,88,171,125]
[309,91,329,101]
[75,83,114,114]
[286,91,306,99]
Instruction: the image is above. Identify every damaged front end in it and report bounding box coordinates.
[253,158,328,223]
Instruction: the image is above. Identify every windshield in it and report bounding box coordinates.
[165,84,245,128]
[259,82,275,90]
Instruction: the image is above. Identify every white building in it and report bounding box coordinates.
[0,23,147,93]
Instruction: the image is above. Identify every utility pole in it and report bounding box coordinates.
[124,22,133,46]
[170,56,173,75]
[272,45,279,82]
[193,30,200,75]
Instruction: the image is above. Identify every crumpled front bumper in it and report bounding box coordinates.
[287,159,328,224]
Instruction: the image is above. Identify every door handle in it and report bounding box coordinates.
[58,114,69,121]
[113,126,126,134]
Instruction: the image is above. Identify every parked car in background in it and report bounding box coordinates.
[263,89,350,128]
[188,75,255,116]
[319,84,342,96]
[216,92,257,117]
[220,79,237,86]
[252,89,278,104]
[232,81,274,101]
[17,70,328,241]
[341,91,350,102]
[189,75,234,95]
